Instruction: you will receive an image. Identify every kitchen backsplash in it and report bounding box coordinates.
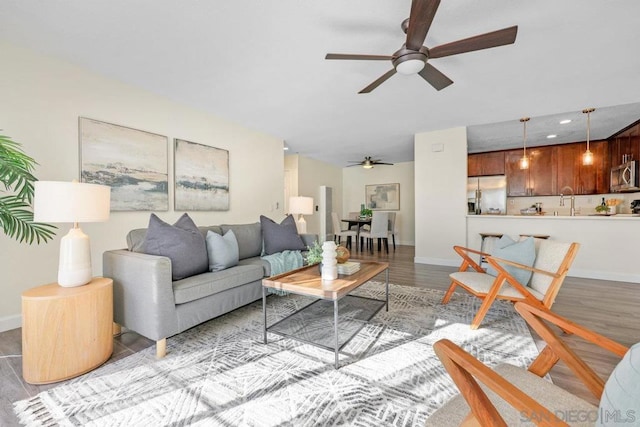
[506,192,640,215]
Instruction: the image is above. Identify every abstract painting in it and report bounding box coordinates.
[174,139,229,211]
[365,183,400,210]
[79,118,168,211]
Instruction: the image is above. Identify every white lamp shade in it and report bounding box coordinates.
[289,196,314,215]
[34,181,110,223]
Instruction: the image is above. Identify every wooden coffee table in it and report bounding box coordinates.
[262,260,389,369]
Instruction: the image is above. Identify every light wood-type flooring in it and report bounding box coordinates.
[1,244,638,425]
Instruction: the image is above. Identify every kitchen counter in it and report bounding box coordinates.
[467,214,640,219]
[466,214,640,283]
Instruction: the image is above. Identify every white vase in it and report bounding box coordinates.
[321,241,338,281]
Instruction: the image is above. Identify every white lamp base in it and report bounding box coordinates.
[296,215,307,234]
[58,227,92,287]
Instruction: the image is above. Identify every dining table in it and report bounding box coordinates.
[341,218,371,234]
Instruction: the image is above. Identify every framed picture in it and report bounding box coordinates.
[79,118,168,211]
[365,183,400,210]
[174,139,229,211]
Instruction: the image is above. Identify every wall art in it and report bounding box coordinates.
[174,139,229,211]
[79,117,168,211]
[365,183,400,210]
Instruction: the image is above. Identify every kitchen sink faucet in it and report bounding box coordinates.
[559,186,576,216]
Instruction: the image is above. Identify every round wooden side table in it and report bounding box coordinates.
[21,277,113,384]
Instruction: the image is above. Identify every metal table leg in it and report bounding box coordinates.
[262,286,267,344]
[334,299,339,369]
[385,268,389,312]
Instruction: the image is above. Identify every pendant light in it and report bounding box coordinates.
[582,108,595,165]
[519,117,530,170]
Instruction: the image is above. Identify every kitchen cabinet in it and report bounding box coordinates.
[468,151,505,176]
[556,140,608,194]
[609,123,640,167]
[504,146,556,196]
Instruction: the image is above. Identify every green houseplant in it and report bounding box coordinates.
[305,240,323,265]
[360,207,373,218]
[0,133,56,243]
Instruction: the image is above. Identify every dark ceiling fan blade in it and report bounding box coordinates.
[358,69,397,94]
[346,164,364,167]
[429,25,518,59]
[325,53,393,61]
[406,0,441,51]
[373,162,394,165]
[418,63,453,90]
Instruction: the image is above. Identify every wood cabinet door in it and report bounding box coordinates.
[468,154,481,177]
[529,146,557,195]
[480,151,505,175]
[629,124,640,164]
[592,140,610,194]
[556,143,580,193]
[505,149,528,196]
[468,152,505,176]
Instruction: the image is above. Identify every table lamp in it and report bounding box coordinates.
[289,196,313,234]
[34,181,110,287]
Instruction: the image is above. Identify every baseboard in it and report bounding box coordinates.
[568,268,640,284]
[0,314,21,333]
[414,256,459,267]
[414,258,640,284]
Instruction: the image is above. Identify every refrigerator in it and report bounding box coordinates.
[467,175,507,215]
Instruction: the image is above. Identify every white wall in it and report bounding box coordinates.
[342,162,415,245]
[414,127,468,265]
[294,155,343,238]
[0,41,284,331]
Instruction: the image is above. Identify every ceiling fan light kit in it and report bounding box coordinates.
[325,0,518,93]
[347,156,394,169]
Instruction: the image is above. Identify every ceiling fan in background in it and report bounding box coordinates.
[325,0,518,93]
[347,156,394,169]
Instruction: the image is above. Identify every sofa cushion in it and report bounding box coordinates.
[143,213,209,281]
[238,256,272,277]
[198,225,223,239]
[260,214,306,255]
[486,236,536,286]
[127,228,147,252]
[220,223,262,260]
[206,230,239,272]
[172,265,264,304]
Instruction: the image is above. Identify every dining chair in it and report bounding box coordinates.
[331,212,357,249]
[387,212,397,250]
[359,211,390,253]
[348,211,361,232]
[428,302,637,427]
[442,237,580,329]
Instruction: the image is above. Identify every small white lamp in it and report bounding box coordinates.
[289,196,313,234]
[34,181,110,287]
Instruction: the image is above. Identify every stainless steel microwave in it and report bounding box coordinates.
[610,160,640,192]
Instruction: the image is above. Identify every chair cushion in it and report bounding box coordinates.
[486,236,536,286]
[426,363,596,427]
[597,342,640,427]
[143,213,209,281]
[205,229,239,272]
[172,265,264,304]
[449,271,544,300]
[530,240,573,295]
[220,222,262,260]
[260,214,306,255]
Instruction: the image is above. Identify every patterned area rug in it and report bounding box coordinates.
[14,282,539,426]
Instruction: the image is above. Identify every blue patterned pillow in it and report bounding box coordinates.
[486,236,536,286]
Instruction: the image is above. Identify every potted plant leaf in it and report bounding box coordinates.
[0,133,56,243]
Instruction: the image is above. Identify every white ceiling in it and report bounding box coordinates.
[2,1,640,167]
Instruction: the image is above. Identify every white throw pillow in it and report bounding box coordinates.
[206,230,239,272]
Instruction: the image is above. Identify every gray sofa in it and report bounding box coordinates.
[103,222,316,357]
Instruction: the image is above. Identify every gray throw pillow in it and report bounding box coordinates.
[260,214,306,255]
[220,223,262,259]
[143,213,209,281]
[206,230,239,271]
[486,236,536,286]
[597,342,640,426]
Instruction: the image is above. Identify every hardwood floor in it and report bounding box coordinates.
[1,244,638,425]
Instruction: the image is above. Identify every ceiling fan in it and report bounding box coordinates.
[347,156,394,169]
[325,0,518,93]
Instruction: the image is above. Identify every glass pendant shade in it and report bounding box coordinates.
[519,117,530,170]
[582,108,595,166]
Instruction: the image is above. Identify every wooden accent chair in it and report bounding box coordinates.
[442,239,580,329]
[427,302,636,427]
